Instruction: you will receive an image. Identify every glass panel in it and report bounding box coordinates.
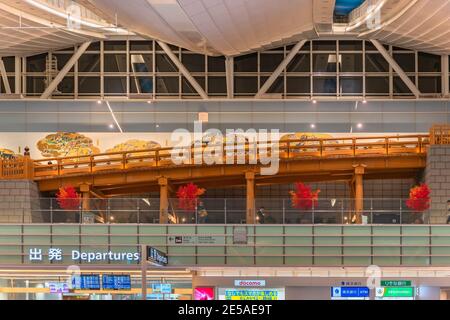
[26,77,46,94]
[312,40,336,51]
[53,54,74,72]
[260,76,283,94]
[393,76,415,95]
[340,77,363,94]
[208,56,226,72]
[313,54,337,72]
[313,77,337,94]
[340,53,362,72]
[366,53,389,72]
[78,54,100,72]
[419,76,442,93]
[156,54,178,72]
[394,53,415,72]
[104,54,127,72]
[130,54,153,73]
[260,53,284,72]
[104,77,127,94]
[156,76,179,94]
[208,76,226,94]
[234,53,257,72]
[27,53,47,72]
[130,40,153,51]
[418,52,441,72]
[287,54,310,72]
[182,53,205,72]
[286,76,310,94]
[104,40,126,51]
[182,76,205,94]
[339,40,362,51]
[234,76,258,94]
[366,76,389,94]
[78,77,100,94]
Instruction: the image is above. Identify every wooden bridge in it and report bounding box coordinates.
[0,134,431,223]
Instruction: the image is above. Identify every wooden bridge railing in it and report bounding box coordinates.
[430,125,450,145]
[0,134,429,180]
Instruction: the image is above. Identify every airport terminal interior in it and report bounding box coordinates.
[0,0,449,300]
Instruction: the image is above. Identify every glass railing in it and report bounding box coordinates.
[3,197,437,224]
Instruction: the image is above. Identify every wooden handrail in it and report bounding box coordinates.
[0,134,430,180]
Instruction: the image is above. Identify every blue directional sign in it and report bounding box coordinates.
[331,286,370,298]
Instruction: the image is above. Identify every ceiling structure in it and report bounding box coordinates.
[0,0,447,56]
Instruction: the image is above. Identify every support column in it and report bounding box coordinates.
[80,184,91,212]
[14,56,21,95]
[353,165,366,224]
[158,177,169,224]
[442,55,449,97]
[245,171,256,224]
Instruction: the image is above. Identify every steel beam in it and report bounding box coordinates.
[442,55,449,97]
[156,40,208,99]
[14,56,21,95]
[371,39,420,98]
[40,41,91,99]
[225,56,234,99]
[256,39,307,98]
[0,58,11,94]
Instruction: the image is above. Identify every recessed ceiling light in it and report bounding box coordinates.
[312,100,317,104]
[147,100,153,104]
[97,100,102,104]
[362,99,367,104]
[310,124,316,129]
[357,123,363,129]
[109,124,114,129]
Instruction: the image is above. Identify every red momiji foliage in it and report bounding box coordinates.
[289,182,320,210]
[56,186,81,210]
[177,183,206,211]
[406,183,431,212]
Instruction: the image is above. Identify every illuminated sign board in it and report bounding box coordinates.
[234,280,266,287]
[152,283,172,294]
[102,275,131,290]
[331,287,370,300]
[28,248,140,263]
[47,282,69,294]
[147,247,168,266]
[219,288,285,300]
[72,274,101,290]
[194,287,215,300]
[376,287,415,300]
[381,280,412,287]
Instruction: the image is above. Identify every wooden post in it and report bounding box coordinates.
[158,177,169,224]
[245,171,256,224]
[80,184,91,212]
[353,165,366,224]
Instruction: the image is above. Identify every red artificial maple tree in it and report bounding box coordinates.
[56,186,81,210]
[290,182,321,210]
[406,183,431,212]
[177,183,206,211]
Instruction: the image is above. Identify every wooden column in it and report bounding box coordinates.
[158,177,169,224]
[245,171,256,224]
[80,184,91,212]
[353,165,366,224]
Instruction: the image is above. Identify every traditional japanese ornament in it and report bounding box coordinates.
[289,182,321,210]
[406,183,431,212]
[176,183,206,211]
[56,186,81,210]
